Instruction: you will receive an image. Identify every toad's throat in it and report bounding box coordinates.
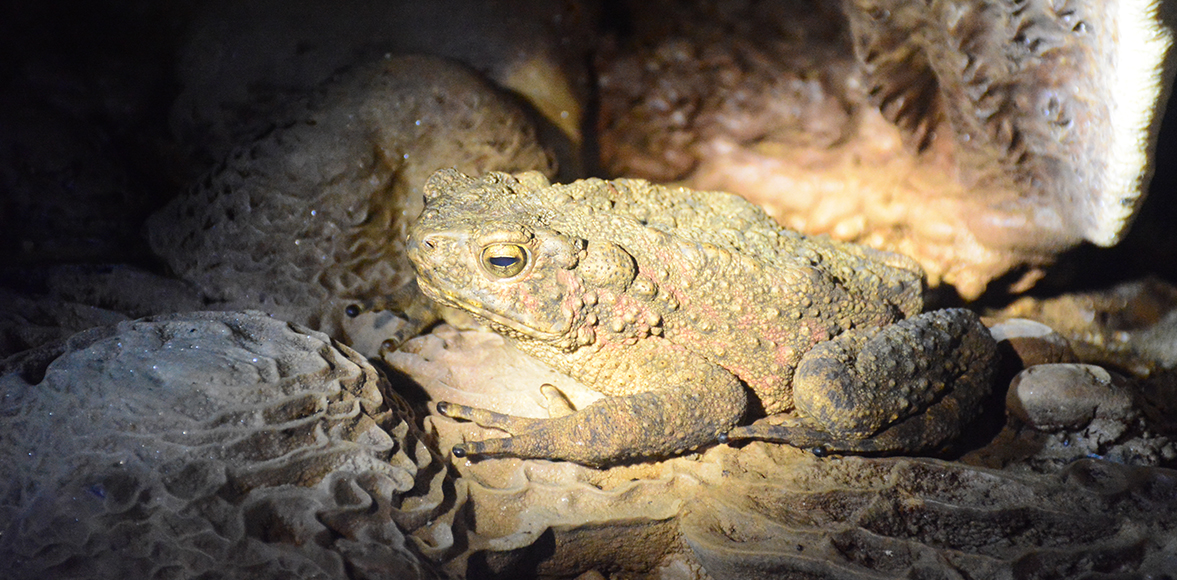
[422,284,567,342]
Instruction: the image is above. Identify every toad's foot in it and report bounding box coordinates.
[437,401,552,438]
[435,383,573,440]
[347,281,443,353]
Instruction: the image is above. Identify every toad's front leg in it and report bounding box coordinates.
[437,340,747,466]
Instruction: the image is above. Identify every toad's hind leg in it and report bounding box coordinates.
[438,354,748,466]
[726,308,997,453]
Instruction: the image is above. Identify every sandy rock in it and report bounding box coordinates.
[0,311,453,580]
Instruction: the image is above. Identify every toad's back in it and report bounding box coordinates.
[413,170,927,413]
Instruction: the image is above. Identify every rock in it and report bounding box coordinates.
[994,277,1177,376]
[171,0,596,178]
[987,317,1080,369]
[1007,363,1135,432]
[596,0,1176,298]
[983,317,1081,409]
[4,4,1177,578]
[965,363,1177,472]
[388,325,1177,579]
[684,455,1177,579]
[0,311,454,580]
[147,54,554,353]
[0,265,204,358]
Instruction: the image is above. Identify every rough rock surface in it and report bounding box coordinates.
[3,3,1177,579]
[685,452,1177,579]
[147,55,554,350]
[388,325,716,578]
[0,311,454,580]
[0,265,204,358]
[596,0,1176,297]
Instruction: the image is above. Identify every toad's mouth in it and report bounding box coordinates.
[416,273,567,342]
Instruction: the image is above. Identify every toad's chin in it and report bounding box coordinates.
[417,277,569,342]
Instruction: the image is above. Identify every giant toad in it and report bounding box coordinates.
[408,169,998,466]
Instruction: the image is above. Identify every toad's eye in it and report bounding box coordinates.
[480,243,529,278]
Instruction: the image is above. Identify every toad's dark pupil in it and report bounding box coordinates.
[489,256,519,267]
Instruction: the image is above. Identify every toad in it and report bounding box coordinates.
[408,169,998,466]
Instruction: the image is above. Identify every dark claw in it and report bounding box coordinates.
[451,444,467,458]
[436,401,452,415]
[380,338,399,354]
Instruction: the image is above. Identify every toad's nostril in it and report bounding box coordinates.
[406,235,432,256]
[415,233,443,251]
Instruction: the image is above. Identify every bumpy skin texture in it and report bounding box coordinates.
[408,170,998,465]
